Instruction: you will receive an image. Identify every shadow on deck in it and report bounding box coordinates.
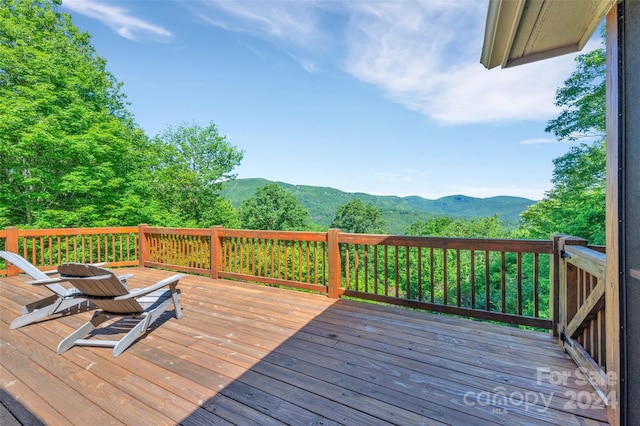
[1,267,608,425]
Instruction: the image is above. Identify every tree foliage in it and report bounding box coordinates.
[520,45,606,244]
[521,141,605,243]
[239,183,312,231]
[0,0,150,227]
[545,48,606,141]
[0,2,244,229]
[153,122,243,227]
[330,199,386,234]
[406,215,506,238]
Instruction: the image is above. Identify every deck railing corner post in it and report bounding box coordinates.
[327,228,341,299]
[550,234,566,337]
[558,235,588,345]
[5,226,19,276]
[138,224,149,268]
[211,226,223,279]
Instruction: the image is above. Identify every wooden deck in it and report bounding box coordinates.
[1,267,608,425]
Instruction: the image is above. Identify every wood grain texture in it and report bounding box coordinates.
[1,268,608,425]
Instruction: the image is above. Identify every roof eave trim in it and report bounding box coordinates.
[480,0,526,69]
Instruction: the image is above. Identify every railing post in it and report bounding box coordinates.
[327,228,341,299]
[550,234,566,337]
[5,227,19,276]
[558,236,588,342]
[138,224,149,268]
[211,226,223,279]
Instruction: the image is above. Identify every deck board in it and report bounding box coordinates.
[1,267,609,425]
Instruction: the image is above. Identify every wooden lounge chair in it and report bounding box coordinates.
[0,251,98,329]
[54,263,184,357]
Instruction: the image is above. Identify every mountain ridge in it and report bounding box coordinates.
[220,178,536,235]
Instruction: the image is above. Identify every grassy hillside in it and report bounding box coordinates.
[220,178,535,235]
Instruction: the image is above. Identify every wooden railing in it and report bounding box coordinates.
[0,226,138,275]
[218,229,329,294]
[338,233,552,328]
[555,235,610,405]
[1,225,570,330]
[136,225,553,328]
[140,226,213,275]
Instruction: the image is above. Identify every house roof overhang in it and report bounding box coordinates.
[480,0,617,69]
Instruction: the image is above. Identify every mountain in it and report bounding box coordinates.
[220,178,536,235]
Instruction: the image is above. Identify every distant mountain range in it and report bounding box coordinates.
[220,178,536,235]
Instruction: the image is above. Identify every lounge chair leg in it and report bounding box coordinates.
[112,315,151,357]
[171,286,183,319]
[57,312,111,354]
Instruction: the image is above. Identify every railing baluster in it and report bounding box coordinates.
[354,244,360,291]
[484,251,490,311]
[314,241,319,284]
[345,244,350,290]
[470,250,476,309]
[517,252,523,316]
[534,253,539,317]
[277,240,282,279]
[443,248,448,305]
[364,244,369,293]
[394,246,399,298]
[384,245,389,296]
[417,247,422,301]
[373,245,378,295]
[298,240,302,282]
[456,249,461,307]
[500,251,506,313]
[430,247,435,303]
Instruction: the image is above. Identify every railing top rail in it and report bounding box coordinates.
[14,227,138,237]
[144,227,211,237]
[563,245,606,281]
[219,229,328,242]
[338,233,553,253]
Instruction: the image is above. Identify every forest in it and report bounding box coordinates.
[0,0,606,245]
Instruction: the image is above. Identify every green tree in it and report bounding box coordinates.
[209,196,241,228]
[153,122,244,227]
[0,0,151,227]
[520,46,606,244]
[406,215,505,238]
[545,48,605,141]
[239,183,312,231]
[521,141,605,243]
[330,199,386,234]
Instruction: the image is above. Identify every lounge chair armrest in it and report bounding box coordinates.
[44,270,59,276]
[118,273,134,280]
[113,274,185,300]
[24,277,67,286]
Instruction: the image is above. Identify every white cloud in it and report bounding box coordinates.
[63,0,171,41]
[289,54,319,74]
[191,1,322,48]
[341,1,583,124]
[185,0,601,125]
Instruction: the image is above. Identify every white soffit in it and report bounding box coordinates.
[481,0,617,69]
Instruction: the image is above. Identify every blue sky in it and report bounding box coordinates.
[61,0,601,201]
